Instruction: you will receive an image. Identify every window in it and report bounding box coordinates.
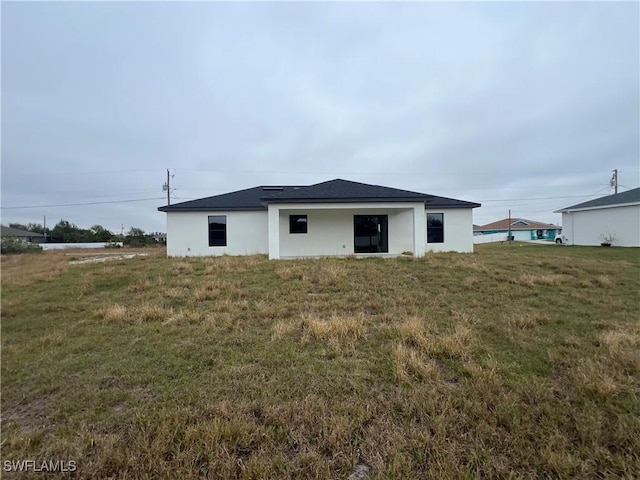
[289,215,308,234]
[427,213,444,243]
[208,215,226,246]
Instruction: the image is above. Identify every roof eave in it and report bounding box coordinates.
[263,197,429,204]
[158,206,266,213]
[555,201,640,213]
[427,203,481,209]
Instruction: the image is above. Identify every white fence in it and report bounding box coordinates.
[473,233,508,244]
[40,242,124,250]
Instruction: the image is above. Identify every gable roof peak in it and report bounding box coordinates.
[159,179,481,211]
[474,217,560,231]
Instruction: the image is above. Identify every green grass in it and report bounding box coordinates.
[1,243,639,478]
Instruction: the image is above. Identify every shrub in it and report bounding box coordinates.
[1,238,43,254]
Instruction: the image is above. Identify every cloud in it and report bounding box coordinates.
[1,1,637,232]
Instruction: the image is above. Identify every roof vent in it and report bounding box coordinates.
[263,186,284,191]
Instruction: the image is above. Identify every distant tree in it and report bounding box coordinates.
[51,220,88,242]
[90,225,113,242]
[125,227,147,247]
[8,222,29,231]
[10,220,116,243]
[26,223,46,234]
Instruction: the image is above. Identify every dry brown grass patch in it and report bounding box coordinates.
[137,304,172,323]
[393,343,440,382]
[514,273,568,286]
[1,297,23,317]
[463,357,501,385]
[98,265,117,275]
[102,303,172,324]
[37,331,65,347]
[394,317,475,360]
[171,277,193,289]
[395,316,429,348]
[437,324,475,360]
[599,327,640,371]
[271,320,298,340]
[163,310,202,326]
[164,287,189,299]
[102,304,130,323]
[300,313,367,349]
[203,312,236,329]
[507,311,551,329]
[203,254,243,273]
[1,251,69,287]
[594,275,614,287]
[172,261,194,274]
[462,276,478,289]
[77,273,95,295]
[276,263,307,281]
[127,278,154,293]
[313,261,348,285]
[568,358,620,398]
[194,286,219,302]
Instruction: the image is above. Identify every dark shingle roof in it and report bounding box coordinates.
[1,226,45,238]
[158,179,480,212]
[424,194,481,209]
[474,218,561,231]
[555,187,640,212]
[264,179,427,202]
[157,186,301,212]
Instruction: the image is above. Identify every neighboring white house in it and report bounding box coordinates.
[158,179,481,259]
[554,188,640,247]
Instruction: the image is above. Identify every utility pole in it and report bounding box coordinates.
[508,209,512,241]
[43,215,47,242]
[610,169,618,194]
[163,169,173,205]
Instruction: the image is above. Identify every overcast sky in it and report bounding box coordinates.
[2,1,638,235]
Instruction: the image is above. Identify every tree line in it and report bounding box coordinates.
[8,220,165,247]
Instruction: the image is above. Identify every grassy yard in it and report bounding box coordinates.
[1,244,639,479]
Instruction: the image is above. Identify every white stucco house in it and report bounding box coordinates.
[554,187,640,247]
[158,179,480,259]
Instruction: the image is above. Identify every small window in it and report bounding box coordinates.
[427,213,444,243]
[289,215,308,234]
[208,215,227,246]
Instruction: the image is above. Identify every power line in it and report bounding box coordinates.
[175,167,640,178]
[474,193,607,203]
[6,168,165,178]
[1,197,165,210]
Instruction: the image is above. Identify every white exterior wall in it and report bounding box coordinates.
[474,233,508,244]
[425,208,474,253]
[269,202,424,259]
[166,204,476,258]
[561,205,640,247]
[166,211,268,257]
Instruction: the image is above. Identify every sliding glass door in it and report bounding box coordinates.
[354,215,388,253]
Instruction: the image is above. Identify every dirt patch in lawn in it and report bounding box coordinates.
[69,253,149,264]
[1,395,54,434]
